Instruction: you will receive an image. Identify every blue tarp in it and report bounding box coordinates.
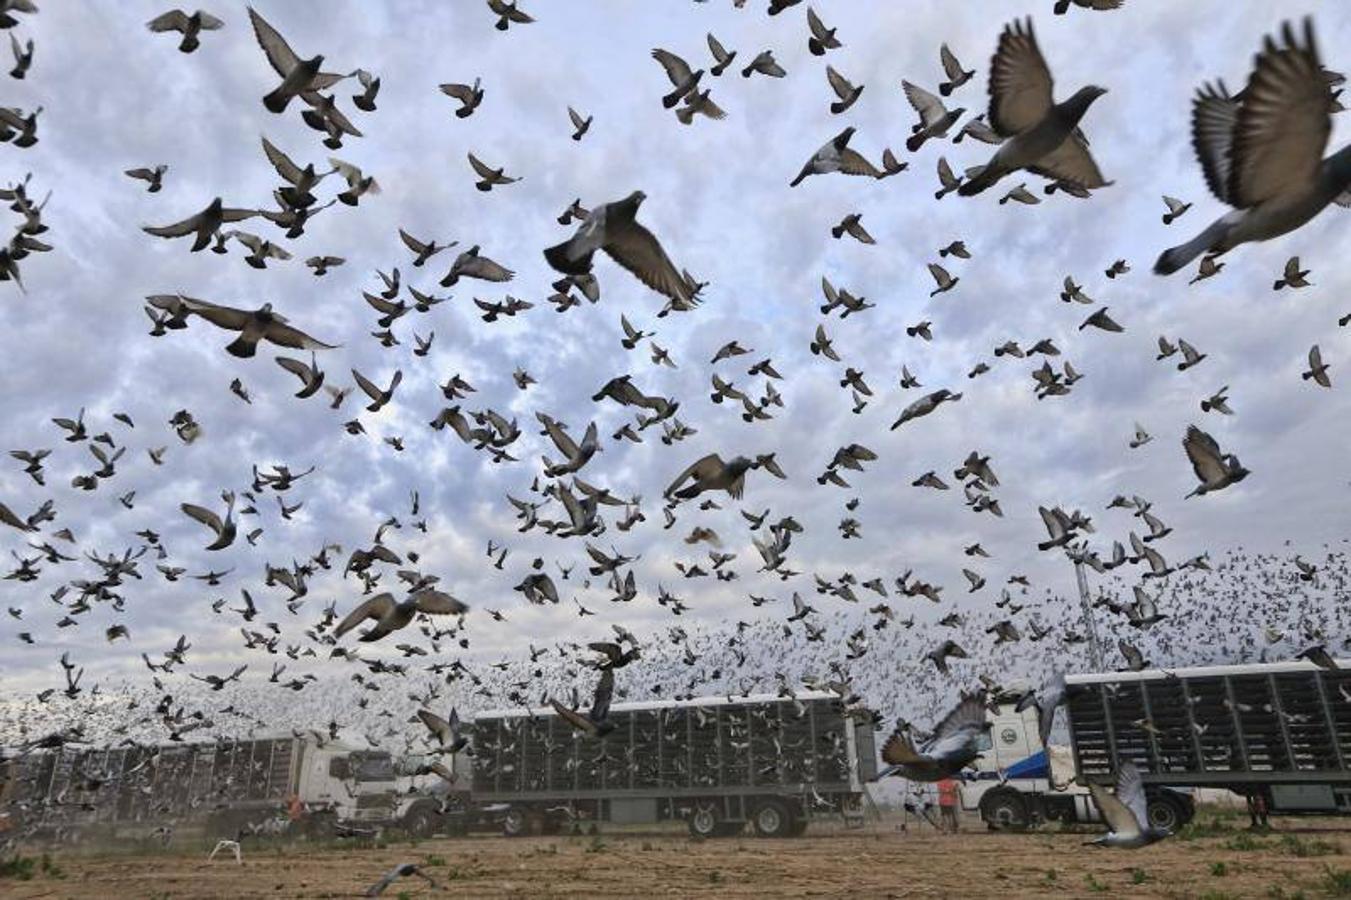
[1004,749,1050,780]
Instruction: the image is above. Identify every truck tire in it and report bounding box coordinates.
[688,804,720,838]
[1146,794,1185,833]
[303,810,338,841]
[980,789,1030,831]
[752,799,794,838]
[502,805,529,838]
[403,803,440,838]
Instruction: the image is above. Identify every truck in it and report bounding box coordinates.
[468,690,878,838]
[961,658,1351,831]
[0,733,451,844]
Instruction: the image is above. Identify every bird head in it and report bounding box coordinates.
[755,453,787,479]
[1065,85,1108,115]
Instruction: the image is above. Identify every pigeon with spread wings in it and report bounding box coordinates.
[1183,424,1249,497]
[335,590,467,642]
[146,295,334,358]
[147,9,224,54]
[552,668,615,737]
[1156,20,1351,274]
[878,693,990,782]
[143,197,257,252]
[247,6,346,113]
[545,191,698,311]
[1085,760,1172,847]
[959,18,1109,196]
[665,452,785,501]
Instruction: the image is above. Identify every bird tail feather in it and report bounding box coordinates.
[1154,218,1234,275]
[543,241,593,275]
[957,165,1001,196]
[262,87,291,114]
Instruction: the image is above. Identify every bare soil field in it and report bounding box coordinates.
[6,814,1351,899]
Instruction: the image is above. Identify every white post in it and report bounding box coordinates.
[1073,559,1105,673]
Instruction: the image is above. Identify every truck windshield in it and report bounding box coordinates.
[350,753,395,782]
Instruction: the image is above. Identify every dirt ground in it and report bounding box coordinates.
[6,813,1351,899]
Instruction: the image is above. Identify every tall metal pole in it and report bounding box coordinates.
[1073,558,1105,673]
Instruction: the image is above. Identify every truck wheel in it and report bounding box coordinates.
[752,800,794,838]
[303,810,337,840]
[688,805,720,839]
[981,791,1029,831]
[403,805,439,838]
[1146,794,1184,832]
[502,806,529,838]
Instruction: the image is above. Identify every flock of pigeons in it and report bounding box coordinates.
[1,0,1349,863]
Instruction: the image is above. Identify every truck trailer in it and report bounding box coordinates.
[0,734,447,843]
[468,690,878,838]
[962,658,1351,830]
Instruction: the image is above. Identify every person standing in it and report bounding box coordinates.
[937,777,960,833]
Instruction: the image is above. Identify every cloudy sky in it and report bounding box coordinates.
[1,1,1349,740]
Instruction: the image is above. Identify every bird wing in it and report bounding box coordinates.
[880,730,922,765]
[707,33,730,65]
[397,229,429,257]
[602,218,693,305]
[902,80,946,127]
[837,148,882,177]
[411,589,467,615]
[146,10,190,32]
[651,48,693,87]
[806,7,828,40]
[539,414,580,458]
[351,368,384,402]
[467,152,496,178]
[263,319,336,352]
[334,593,396,638]
[247,6,299,77]
[589,668,615,721]
[0,501,35,531]
[175,296,251,330]
[1088,780,1142,837]
[260,137,305,185]
[142,209,206,238]
[1183,425,1226,483]
[552,701,593,733]
[417,709,450,742]
[439,82,476,103]
[1230,20,1330,208]
[180,502,223,534]
[825,65,854,100]
[929,693,987,745]
[940,44,964,80]
[1027,133,1108,188]
[462,254,513,281]
[666,453,721,496]
[987,18,1053,136]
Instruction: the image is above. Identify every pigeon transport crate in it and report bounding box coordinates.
[1,736,301,841]
[0,734,422,842]
[468,691,878,837]
[1066,659,1351,814]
